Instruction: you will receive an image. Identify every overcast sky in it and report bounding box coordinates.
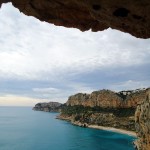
[0,3,150,106]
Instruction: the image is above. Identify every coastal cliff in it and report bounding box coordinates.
[134,89,150,150]
[33,102,62,112]
[33,88,150,149]
[66,89,147,108]
[58,88,149,132]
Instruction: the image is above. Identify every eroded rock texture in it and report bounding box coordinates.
[66,89,148,108]
[0,0,150,38]
[135,89,150,150]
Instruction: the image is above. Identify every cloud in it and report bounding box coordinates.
[109,80,150,91]
[32,87,60,93]
[0,3,150,81]
[0,95,43,106]
[0,3,150,105]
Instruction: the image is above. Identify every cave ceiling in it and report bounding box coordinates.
[0,0,150,39]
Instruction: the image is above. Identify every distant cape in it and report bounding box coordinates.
[33,102,62,112]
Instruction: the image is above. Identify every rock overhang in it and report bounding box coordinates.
[0,0,150,39]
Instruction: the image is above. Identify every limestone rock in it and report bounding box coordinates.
[124,89,147,108]
[135,89,150,150]
[66,88,148,108]
[61,88,149,134]
[90,90,122,108]
[0,0,150,38]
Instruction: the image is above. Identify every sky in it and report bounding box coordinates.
[0,3,150,106]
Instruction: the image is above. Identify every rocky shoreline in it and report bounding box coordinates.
[56,115,88,127]
[56,115,136,137]
[56,111,135,131]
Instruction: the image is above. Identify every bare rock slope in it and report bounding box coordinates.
[66,89,148,108]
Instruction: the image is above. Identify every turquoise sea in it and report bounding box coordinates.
[0,107,135,150]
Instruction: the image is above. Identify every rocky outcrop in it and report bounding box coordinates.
[33,102,62,112]
[65,88,150,149]
[0,0,150,38]
[58,88,149,133]
[135,89,150,150]
[123,89,147,108]
[58,111,135,131]
[66,88,148,108]
[58,88,148,132]
[67,90,123,108]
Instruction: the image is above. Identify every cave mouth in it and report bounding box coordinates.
[0,1,150,150]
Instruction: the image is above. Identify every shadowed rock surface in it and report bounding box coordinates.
[0,0,150,38]
[58,106,136,131]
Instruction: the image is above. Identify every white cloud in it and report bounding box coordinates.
[0,3,150,81]
[66,82,96,94]
[109,80,150,92]
[0,3,150,106]
[33,87,60,93]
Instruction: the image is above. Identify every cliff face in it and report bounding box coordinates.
[135,90,150,150]
[58,89,148,132]
[33,102,62,112]
[66,89,148,108]
[1,0,150,38]
[67,90,123,108]
[33,89,150,149]
[58,88,149,132]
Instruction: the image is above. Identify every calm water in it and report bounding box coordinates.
[0,107,135,150]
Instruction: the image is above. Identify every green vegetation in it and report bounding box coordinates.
[61,105,135,117]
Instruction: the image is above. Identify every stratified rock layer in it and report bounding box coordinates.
[135,89,150,150]
[66,89,148,108]
[0,0,150,38]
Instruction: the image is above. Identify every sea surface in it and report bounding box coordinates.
[0,107,135,150]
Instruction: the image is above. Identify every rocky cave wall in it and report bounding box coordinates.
[0,0,150,39]
[0,0,150,149]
